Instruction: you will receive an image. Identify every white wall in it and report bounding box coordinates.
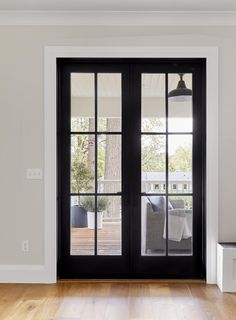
[0,25,235,266]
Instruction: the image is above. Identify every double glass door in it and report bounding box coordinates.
[58,58,205,278]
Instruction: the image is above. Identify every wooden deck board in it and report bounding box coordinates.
[71,222,121,255]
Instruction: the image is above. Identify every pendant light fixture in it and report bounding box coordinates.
[168,73,192,102]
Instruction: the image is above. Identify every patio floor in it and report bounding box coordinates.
[71,221,121,255]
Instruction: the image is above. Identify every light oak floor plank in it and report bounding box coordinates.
[0,282,235,320]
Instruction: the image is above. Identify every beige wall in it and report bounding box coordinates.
[0,25,235,265]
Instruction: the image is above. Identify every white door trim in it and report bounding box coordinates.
[44,46,218,283]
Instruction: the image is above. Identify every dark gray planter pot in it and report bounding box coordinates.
[71,205,88,228]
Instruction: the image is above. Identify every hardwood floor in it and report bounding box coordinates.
[0,281,236,319]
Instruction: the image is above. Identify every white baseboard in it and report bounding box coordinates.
[0,264,56,283]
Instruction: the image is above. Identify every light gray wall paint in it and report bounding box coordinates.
[0,0,235,11]
[0,26,234,265]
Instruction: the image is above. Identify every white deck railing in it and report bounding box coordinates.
[98,179,192,220]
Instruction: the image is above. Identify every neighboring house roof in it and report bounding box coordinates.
[142,172,192,181]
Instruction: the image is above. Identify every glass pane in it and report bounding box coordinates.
[97,134,121,193]
[70,196,95,255]
[142,74,166,132]
[97,196,122,255]
[71,73,95,132]
[168,196,193,256]
[71,135,95,193]
[168,135,192,193]
[141,196,166,256]
[142,135,166,193]
[168,73,192,132]
[98,73,121,132]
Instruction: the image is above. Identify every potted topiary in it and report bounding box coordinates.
[80,196,109,229]
[71,149,93,228]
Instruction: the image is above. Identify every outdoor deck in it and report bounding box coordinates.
[71,222,121,255]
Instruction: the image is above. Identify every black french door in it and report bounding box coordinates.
[57,58,206,279]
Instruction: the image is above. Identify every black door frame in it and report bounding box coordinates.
[57,58,206,279]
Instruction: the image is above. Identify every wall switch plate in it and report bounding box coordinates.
[21,240,29,252]
[26,168,43,180]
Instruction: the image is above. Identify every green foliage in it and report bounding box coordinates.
[142,135,165,172]
[98,118,107,131]
[142,118,164,132]
[71,134,93,194]
[71,117,192,198]
[142,119,192,173]
[169,145,192,172]
[71,117,89,132]
[97,136,106,178]
[142,119,165,171]
[80,196,109,212]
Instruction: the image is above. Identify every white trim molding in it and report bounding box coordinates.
[44,46,218,284]
[0,265,51,283]
[0,10,236,26]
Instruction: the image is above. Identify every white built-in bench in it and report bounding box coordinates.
[217,243,236,292]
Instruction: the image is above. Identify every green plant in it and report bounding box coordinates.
[71,135,93,205]
[80,196,109,212]
[71,156,93,193]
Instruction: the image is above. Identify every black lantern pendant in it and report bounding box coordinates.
[168,73,192,102]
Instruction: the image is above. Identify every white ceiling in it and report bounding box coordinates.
[1,0,236,11]
[71,73,192,98]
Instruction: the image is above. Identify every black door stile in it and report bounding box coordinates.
[57,58,206,279]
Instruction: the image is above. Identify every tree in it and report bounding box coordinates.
[104,118,121,191]
[71,119,94,204]
[141,119,192,174]
[104,118,121,219]
[169,144,192,172]
[71,145,93,195]
[142,118,165,172]
[142,135,165,172]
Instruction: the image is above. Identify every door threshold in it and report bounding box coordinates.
[58,279,206,284]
